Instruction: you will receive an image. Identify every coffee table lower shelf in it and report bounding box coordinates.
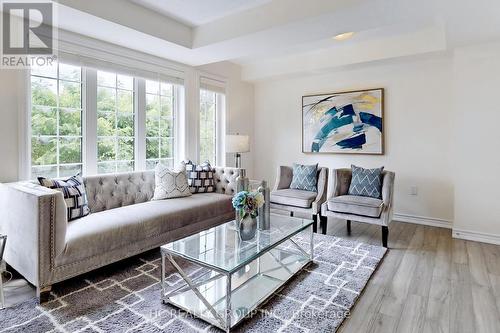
[161,247,312,332]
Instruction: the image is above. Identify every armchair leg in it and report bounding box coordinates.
[346,220,352,234]
[312,214,318,233]
[320,215,327,235]
[290,211,294,217]
[382,226,389,248]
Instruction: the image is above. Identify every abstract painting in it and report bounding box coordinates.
[302,88,384,154]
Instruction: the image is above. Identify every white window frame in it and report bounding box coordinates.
[25,63,183,179]
[143,79,178,170]
[95,70,137,174]
[28,64,86,179]
[198,88,226,166]
[215,92,226,167]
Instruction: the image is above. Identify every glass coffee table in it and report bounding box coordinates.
[161,213,314,332]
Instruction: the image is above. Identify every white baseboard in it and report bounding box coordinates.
[393,213,452,229]
[390,214,500,246]
[452,228,500,246]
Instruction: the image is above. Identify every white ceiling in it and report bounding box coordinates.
[52,0,500,80]
[129,0,272,27]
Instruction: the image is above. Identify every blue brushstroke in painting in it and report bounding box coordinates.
[359,112,382,132]
[339,104,355,117]
[336,133,366,149]
[311,105,355,152]
[310,103,382,152]
[353,123,364,133]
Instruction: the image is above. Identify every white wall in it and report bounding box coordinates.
[452,43,500,242]
[253,56,455,223]
[252,43,500,242]
[0,69,23,182]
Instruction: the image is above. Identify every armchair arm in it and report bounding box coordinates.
[272,166,293,191]
[381,171,395,208]
[0,182,67,287]
[312,167,328,214]
[380,171,395,225]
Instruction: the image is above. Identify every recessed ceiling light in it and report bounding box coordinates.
[333,32,355,41]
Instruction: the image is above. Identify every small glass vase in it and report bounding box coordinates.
[239,214,257,241]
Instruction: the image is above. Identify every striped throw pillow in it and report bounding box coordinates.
[38,174,91,221]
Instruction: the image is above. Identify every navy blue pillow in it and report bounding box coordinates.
[290,163,318,192]
[348,165,384,199]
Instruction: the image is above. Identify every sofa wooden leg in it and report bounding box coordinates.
[382,226,389,248]
[320,215,327,235]
[38,285,52,303]
[290,211,294,217]
[312,214,318,233]
[346,220,351,234]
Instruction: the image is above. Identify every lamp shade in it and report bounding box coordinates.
[226,134,250,153]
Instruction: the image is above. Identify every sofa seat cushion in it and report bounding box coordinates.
[270,189,317,208]
[327,195,384,218]
[58,193,232,266]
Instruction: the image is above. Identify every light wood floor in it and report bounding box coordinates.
[327,220,500,333]
[2,220,500,333]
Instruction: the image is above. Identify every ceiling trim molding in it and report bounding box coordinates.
[56,29,189,78]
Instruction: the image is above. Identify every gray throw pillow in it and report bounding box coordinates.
[290,163,318,192]
[152,164,192,200]
[348,165,384,199]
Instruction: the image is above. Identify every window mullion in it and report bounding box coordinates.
[84,69,98,176]
[136,78,146,171]
[173,85,180,166]
[56,65,61,177]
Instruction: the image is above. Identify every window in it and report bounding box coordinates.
[96,71,135,174]
[145,80,175,169]
[28,59,183,179]
[199,89,217,164]
[30,62,83,178]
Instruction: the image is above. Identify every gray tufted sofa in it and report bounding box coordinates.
[0,167,242,300]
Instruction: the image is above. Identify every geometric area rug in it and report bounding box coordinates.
[0,234,386,333]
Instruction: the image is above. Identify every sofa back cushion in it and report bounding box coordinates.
[83,167,243,213]
[84,171,155,213]
[213,167,241,196]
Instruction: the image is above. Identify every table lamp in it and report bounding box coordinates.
[226,134,250,168]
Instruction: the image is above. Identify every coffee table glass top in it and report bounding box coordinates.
[162,213,313,273]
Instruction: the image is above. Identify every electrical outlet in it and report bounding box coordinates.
[410,186,418,196]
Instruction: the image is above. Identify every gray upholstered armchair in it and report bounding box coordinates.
[270,166,328,232]
[321,168,395,247]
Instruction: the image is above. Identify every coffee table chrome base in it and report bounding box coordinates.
[161,226,314,332]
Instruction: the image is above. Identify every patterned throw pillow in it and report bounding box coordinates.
[38,174,90,221]
[290,163,318,192]
[182,160,215,193]
[348,165,384,199]
[152,164,192,200]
